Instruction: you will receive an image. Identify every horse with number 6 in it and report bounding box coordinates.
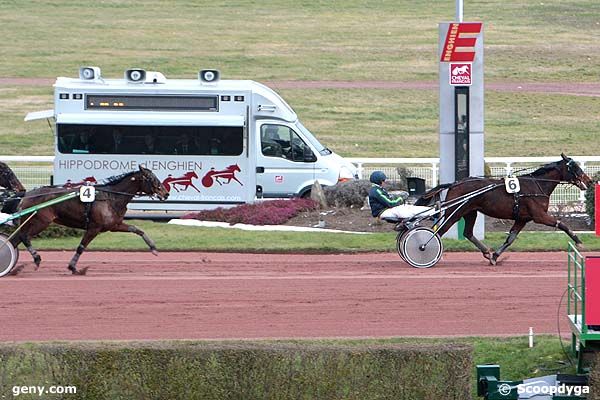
[12,166,169,275]
[415,153,592,265]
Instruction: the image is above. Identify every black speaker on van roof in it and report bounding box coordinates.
[199,69,220,83]
[125,68,146,83]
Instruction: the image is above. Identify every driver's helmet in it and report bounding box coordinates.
[369,171,387,185]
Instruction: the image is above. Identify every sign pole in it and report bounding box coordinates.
[456,0,463,22]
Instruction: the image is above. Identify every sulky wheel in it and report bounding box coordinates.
[401,227,443,268]
[395,229,410,262]
[0,233,18,277]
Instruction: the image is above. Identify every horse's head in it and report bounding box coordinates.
[229,164,241,173]
[138,166,169,201]
[0,162,25,192]
[187,171,199,179]
[560,153,592,190]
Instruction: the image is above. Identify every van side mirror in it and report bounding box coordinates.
[303,148,317,163]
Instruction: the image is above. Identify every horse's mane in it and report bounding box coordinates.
[523,160,563,177]
[100,170,139,186]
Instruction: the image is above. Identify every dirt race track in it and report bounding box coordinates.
[0,250,581,342]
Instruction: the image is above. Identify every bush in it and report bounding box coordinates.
[323,179,372,207]
[0,341,473,400]
[585,172,600,224]
[183,198,318,225]
[0,223,80,239]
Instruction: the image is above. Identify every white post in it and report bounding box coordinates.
[356,162,364,179]
[505,162,513,177]
[579,161,586,202]
[528,327,534,348]
[456,0,463,22]
[432,162,438,187]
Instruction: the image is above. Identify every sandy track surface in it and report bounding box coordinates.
[0,251,574,341]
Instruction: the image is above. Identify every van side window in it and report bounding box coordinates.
[261,125,315,162]
[57,124,244,156]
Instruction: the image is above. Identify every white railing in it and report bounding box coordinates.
[1,156,598,205]
[347,156,600,205]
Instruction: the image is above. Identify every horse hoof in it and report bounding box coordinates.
[71,267,89,276]
[8,264,24,276]
[576,243,585,251]
[151,249,159,256]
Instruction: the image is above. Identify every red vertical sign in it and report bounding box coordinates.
[586,257,600,325]
[596,184,600,236]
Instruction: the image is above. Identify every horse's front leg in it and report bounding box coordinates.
[490,220,527,265]
[68,227,101,275]
[111,223,158,255]
[532,212,584,249]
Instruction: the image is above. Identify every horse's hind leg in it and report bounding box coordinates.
[68,228,101,275]
[12,217,52,269]
[18,233,41,269]
[111,223,158,255]
[462,211,495,261]
[490,220,527,265]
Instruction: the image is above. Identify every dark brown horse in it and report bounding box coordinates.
[14,166,169,275]
[415,154,592,264]
[0,161,26,215]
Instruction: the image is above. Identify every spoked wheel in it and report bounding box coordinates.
[0,233,18,277]
[401,227,443,268]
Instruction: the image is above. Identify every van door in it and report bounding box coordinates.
[256,122,318,198]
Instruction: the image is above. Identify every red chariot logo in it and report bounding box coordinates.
[202,164,243,187]
[162,171,200,192]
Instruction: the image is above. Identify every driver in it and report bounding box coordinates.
[368,171,432,227]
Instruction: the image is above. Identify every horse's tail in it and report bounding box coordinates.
[414,183,453,206]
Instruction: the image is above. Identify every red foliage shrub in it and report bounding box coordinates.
[182,198,318,225]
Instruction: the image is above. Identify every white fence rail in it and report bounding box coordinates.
[1,156,598,206]
[347,156,600,205]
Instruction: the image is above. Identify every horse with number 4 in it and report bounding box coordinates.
[0,166,169,277]
[394,154,592,268]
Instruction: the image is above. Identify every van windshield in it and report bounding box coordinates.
[296,122,331,156]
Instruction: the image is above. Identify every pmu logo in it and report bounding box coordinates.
[450,63,472,85]
[440,22,482,62]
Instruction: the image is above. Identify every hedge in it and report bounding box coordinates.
[0,341,472,400]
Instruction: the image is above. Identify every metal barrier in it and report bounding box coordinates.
[568,241,585,336]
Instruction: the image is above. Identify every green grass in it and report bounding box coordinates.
[23,220,598,253]
[1,1,599,82]
[2,1,600,157]
[5,86,600,157]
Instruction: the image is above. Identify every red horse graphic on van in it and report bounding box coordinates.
[63,176,97,188]
[202,164,243,187]
[162,171,200,192]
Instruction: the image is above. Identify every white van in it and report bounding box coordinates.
[26,67,357,210]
